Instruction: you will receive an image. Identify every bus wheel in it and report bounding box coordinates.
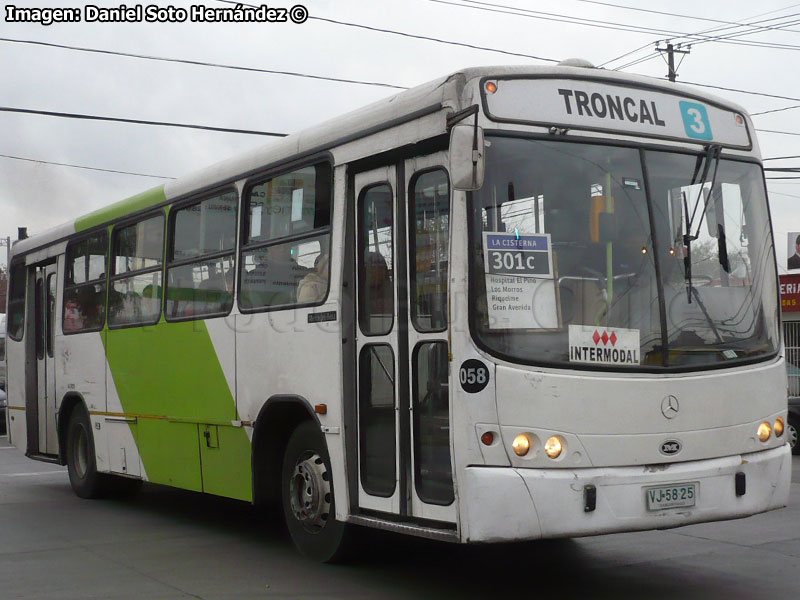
[281,421,348,562]
[788,418,799,455]
[66,405,106,499]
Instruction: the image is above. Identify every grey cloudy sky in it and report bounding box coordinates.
[2,0,800,270]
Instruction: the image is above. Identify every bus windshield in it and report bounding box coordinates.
[469,136,779,370]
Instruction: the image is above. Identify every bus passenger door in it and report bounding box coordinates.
[354,166,404,515]
[32,263,59,456]
[403,155,455,523]
[353,159,455,524]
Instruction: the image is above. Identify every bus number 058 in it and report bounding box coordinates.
[459,360,490,393]
[461,368,487,385]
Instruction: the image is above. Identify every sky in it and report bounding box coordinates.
[2,0,800,271]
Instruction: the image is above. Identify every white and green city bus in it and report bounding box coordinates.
[3,61,790,561]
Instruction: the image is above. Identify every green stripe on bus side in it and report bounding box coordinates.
[105,319,252,501]
[76,186,167,232]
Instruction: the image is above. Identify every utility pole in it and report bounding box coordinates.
[655,42,691,82]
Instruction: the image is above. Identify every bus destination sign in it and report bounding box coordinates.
[483,232,558,330]
[483,77,751,148]
[483,232,552,277]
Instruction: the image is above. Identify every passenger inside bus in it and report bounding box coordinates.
[364,250,393,317]
[242,246,310,307]
[297,252,329,303]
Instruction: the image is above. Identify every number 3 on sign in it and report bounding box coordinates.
[679,101,713,141]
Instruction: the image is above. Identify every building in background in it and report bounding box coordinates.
[780,273,800,453]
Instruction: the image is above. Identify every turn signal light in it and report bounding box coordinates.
[544,436,563,459]
[481,431,495,446]
[774,417,785,437]
[485,81,498,94]
[757,422,771,443]
[512,434,531,456]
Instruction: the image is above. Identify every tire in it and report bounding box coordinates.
[66,404,107,498]
[788,418,799,456]
[281,421,349,562]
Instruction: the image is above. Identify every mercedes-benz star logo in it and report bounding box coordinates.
[661,395,679,419]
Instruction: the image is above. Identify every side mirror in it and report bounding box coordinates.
[449,124,485,191]
[703,187,719,239]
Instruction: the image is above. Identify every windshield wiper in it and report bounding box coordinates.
[682,144,722,303]
[689,286,725,344]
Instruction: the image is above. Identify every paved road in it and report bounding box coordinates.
[0,436,798,599]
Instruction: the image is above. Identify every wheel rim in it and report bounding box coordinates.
[788,423,798,450]
[72,426,89,479]
[288,451,331,533]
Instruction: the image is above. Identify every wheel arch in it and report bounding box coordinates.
[251,395,321,508]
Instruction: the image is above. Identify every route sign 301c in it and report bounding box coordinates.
[483,232,553,277]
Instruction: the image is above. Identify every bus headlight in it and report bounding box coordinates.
[757,422,771,442]
[512,434,531,456]
[544,436,563,459]
[774,417,785,437]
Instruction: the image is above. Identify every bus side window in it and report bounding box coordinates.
[63,232,108,334]
[239,162,332,311]
[7,261,27,341]
[410,169,450,332]
[166,190,237,320]
[108,213,164,328]
[357,184,394,335]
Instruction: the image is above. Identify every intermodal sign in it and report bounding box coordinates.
[483,77,751,148]
[780,274,800,313]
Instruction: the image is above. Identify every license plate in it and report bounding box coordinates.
[645,482,697,511]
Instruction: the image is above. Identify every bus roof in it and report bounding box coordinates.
[11,64,751,257]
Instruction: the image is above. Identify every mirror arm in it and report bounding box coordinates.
[446,104,479,129]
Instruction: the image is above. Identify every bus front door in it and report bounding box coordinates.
[29,263,58,456]
[352,160,455,524]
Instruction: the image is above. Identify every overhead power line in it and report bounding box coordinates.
[437,0,800,51]
[678,80,800,103]
[8,96,800,144]
[0,153,175,179]
[598,41,655,68]
[310,14,558,61]
[436,0,702,38]
[686,14,800,48]
[751,104,800,116]
[0,107,288,137]
[572,0,800,32]
[0,37,407,90]
[756,128,800,137]
[601,6,800,68]
[7,6,798,114]
[764,155,800,161]
[614,53,661,71]
[216,0,558,62]
[611,14,800,72]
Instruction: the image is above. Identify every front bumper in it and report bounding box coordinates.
[460,444,790,542]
